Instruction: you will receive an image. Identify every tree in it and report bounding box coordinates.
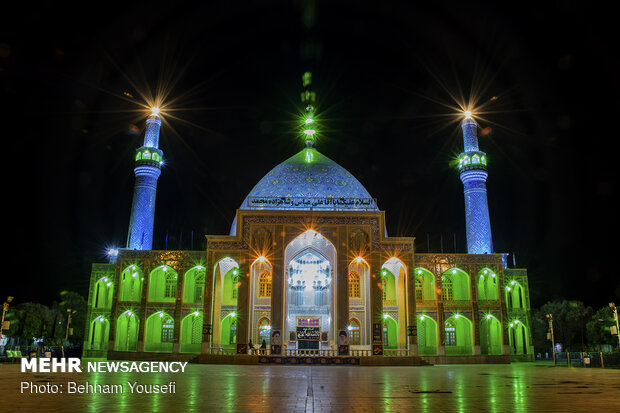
[6,302,52,345]
[533,300,593,352]
[585,306,617,348]
[56,291,87,345]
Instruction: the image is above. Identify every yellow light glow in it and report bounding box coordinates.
[464,110,472,119]
[151,107,160,116]
[355,256,363,263]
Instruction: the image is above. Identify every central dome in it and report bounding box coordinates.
[230,147,378,235]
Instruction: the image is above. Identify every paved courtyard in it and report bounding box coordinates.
[1,362,619,412]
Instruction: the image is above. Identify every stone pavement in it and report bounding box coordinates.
[1,362,619,412]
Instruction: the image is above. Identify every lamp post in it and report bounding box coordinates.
[610,303,620,346]
[65,309,73,341]
[546,313,556,366]
[1,296,14,343]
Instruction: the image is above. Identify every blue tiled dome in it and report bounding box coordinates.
[230,147,377,235]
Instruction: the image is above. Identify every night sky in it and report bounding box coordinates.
[4,1,618,309]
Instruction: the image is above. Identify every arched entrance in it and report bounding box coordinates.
[284,229,337,350]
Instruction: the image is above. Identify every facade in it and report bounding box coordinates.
[83,97,534,363]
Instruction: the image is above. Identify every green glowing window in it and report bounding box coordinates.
[164,274,177,298]
[143,151,151,159]
[472,155,480,164]
[442,278,454,301]
[194,274,205,302]
[161,317,174,343]
[445,320,456,346]
[152,152,160,162]
[136,152,142,161]
[415,278,423,302]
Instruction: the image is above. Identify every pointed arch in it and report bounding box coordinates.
[89,317,109,351]
[183,266,206,303]
[480,314,502,355]
[180,312,203,353]
[115,311,139,351]
[382,315,398,348]
[417,314,438,355]
[148,265,178,303]
[441,268,470,301]
[505,281,525,309]
[119,265,143,302]
[508,320,530,355]
[144,312,174,352]
[93,277,114,309]
[348,318,361,345]
[414,268,435,302]
[444,315,473,355]
[477,268,498,300]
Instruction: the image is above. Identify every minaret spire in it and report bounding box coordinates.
[126,108,164,250]
[301,71,316,148]
[458,112,493,254]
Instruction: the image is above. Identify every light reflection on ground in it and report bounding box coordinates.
[1,362,619,412]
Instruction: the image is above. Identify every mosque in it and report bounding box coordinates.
[82,73,534,364]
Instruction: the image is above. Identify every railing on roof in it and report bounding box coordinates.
[245,196,378,210]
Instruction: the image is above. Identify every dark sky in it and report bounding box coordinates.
[3,1,618,309]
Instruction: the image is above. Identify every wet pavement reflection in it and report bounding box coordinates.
[1,362,619,412]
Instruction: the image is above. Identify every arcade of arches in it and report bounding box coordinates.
[84,214,533,362]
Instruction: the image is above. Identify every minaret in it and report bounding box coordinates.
[126,108,164,250]
[458,112,493,254]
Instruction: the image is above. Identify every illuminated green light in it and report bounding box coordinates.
[417,269,422,274]
[506,286,511,291]
[419,315,425,321]
[106,282,112,287]
[230,312,237,318]
[510,280,516,285]
[452,269,457,274]
[455,314,461,319]
[383,314,388,319]
[486,314,493,320]
[232,269,238,276]
[382,270,387,276]
[304,129,316,136]
[305,151,313,163]
[305,118,313,124]
[509,323,514,327]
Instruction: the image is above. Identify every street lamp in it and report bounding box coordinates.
[65,309,73,341]
[546,313,556,365]
[1,296,14,343]
[610,303,620,346]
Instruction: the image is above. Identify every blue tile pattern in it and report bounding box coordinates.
[230,148,377,235]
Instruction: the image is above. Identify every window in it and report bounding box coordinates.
[232,275,239,300]
[442,278,453,301]
[161,317,174,343]
[348,272,360,298]
[382,278,387,300]
[164,274,177,298]
[194,273,205,302]
[258,271,272,298]
[349,319,361,345]
[230,320,237,344]
[415,277,423,302]
[445,320,456,346]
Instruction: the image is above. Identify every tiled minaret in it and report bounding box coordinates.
[458,112,493,254]
[126,109,164,250]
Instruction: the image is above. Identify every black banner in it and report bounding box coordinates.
[296,326,320,341]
